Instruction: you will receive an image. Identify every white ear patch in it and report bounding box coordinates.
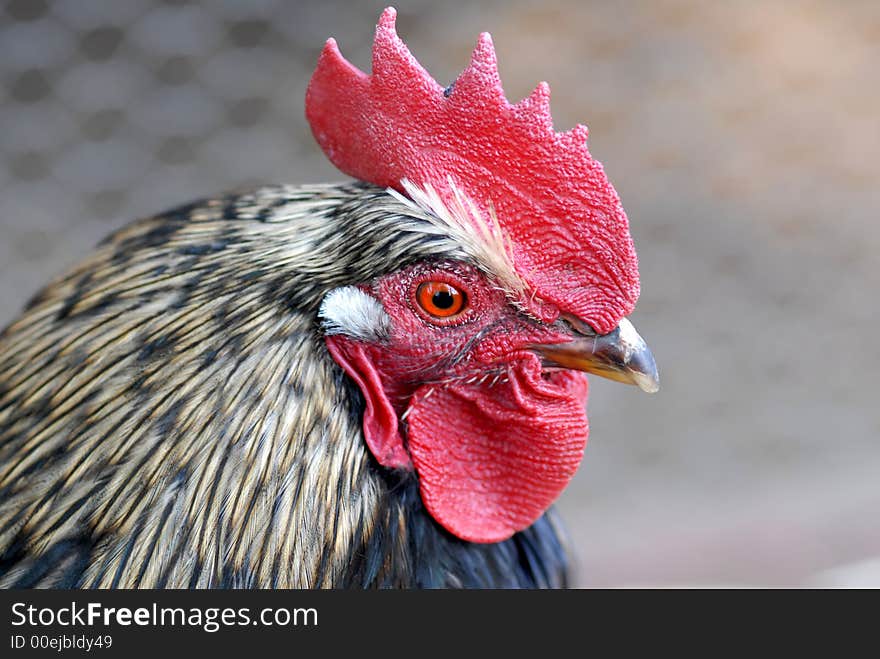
[319,286,391,342]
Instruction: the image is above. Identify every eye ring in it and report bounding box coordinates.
[415,281,467,320]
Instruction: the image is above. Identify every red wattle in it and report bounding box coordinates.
[405,357,589,543]
[325,336,412,469]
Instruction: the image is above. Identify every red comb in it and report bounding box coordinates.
[306,7,639,334]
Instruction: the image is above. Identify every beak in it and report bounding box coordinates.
[532,317,660,393]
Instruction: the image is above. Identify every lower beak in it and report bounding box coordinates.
[532,318,660,393]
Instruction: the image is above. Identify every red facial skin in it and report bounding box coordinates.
[326,261,590,543]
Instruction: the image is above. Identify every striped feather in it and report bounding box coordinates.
[0,182,568,588]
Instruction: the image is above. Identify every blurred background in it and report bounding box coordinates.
[0,0,877,586]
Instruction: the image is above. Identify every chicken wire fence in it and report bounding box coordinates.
[0,0,417,321]
[1,0,327,224]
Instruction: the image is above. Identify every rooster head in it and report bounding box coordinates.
[308,7,658,543]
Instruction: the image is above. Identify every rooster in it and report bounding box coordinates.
[0,8,657,588]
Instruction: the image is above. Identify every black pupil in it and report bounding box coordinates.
[432,289,455,309]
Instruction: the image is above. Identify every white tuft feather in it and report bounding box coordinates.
[319,286,391,342]
[387,178,526,295]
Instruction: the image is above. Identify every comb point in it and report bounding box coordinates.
[568,123,590,142]
[470,32,499,77]
[517,81,553,131]
[378,6,397,30]
[452,31,503,105]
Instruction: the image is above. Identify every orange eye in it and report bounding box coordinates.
[416,281,467,319]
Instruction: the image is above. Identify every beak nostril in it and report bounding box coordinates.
[559,312,597,338]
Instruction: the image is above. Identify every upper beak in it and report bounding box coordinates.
[532,317,660,393]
